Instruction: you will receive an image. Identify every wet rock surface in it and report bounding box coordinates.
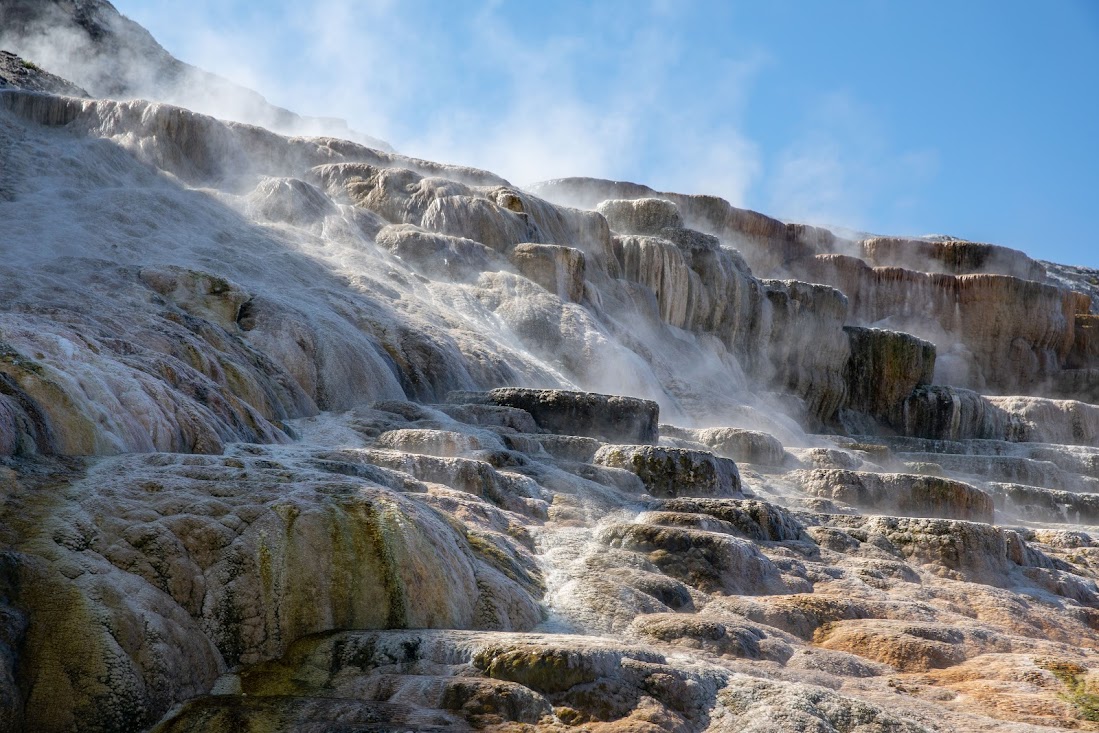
[892,385,1027,441]
[792,255,1085,395]
[663,424,786,466]
[508,242,587,302]
[842,326,936,423]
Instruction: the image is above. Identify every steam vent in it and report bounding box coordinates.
[2,2,1099,731]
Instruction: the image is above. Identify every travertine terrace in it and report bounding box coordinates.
[2,2,1099,732]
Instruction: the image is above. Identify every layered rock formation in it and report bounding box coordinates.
[2,5,1099,732]
[860,236,1049,282]
[793,255,1082,393]
[533,179,1097,404]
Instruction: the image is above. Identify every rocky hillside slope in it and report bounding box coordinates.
[1,5,1099,733]
[0,0,390,149]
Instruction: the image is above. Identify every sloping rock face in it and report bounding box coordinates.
[0,0,392,148]
[2,12,1099,733]
[559,194,851,425]
[0,49,87,96]
[599,198,769,357]
[532,178,1099,409]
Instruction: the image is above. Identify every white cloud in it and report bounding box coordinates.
[115,0,767,199]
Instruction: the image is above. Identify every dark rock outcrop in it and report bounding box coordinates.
[448,389,659,444]
[762,280,850,425]
[593,444,743,498]
[0,50,87,96]
[842,327,935,424]
[890,385,1027,442]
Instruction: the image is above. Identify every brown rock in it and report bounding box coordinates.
[790,469,994,523]
[593,444,742,498]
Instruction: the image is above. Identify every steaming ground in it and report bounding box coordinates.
[2,15,1099,733]
[0,90,828,444]
[0,0,392,149]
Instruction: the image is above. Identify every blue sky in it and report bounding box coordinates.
[114,0,1099,268]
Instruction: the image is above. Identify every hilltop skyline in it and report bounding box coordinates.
[111,0,1099,268]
